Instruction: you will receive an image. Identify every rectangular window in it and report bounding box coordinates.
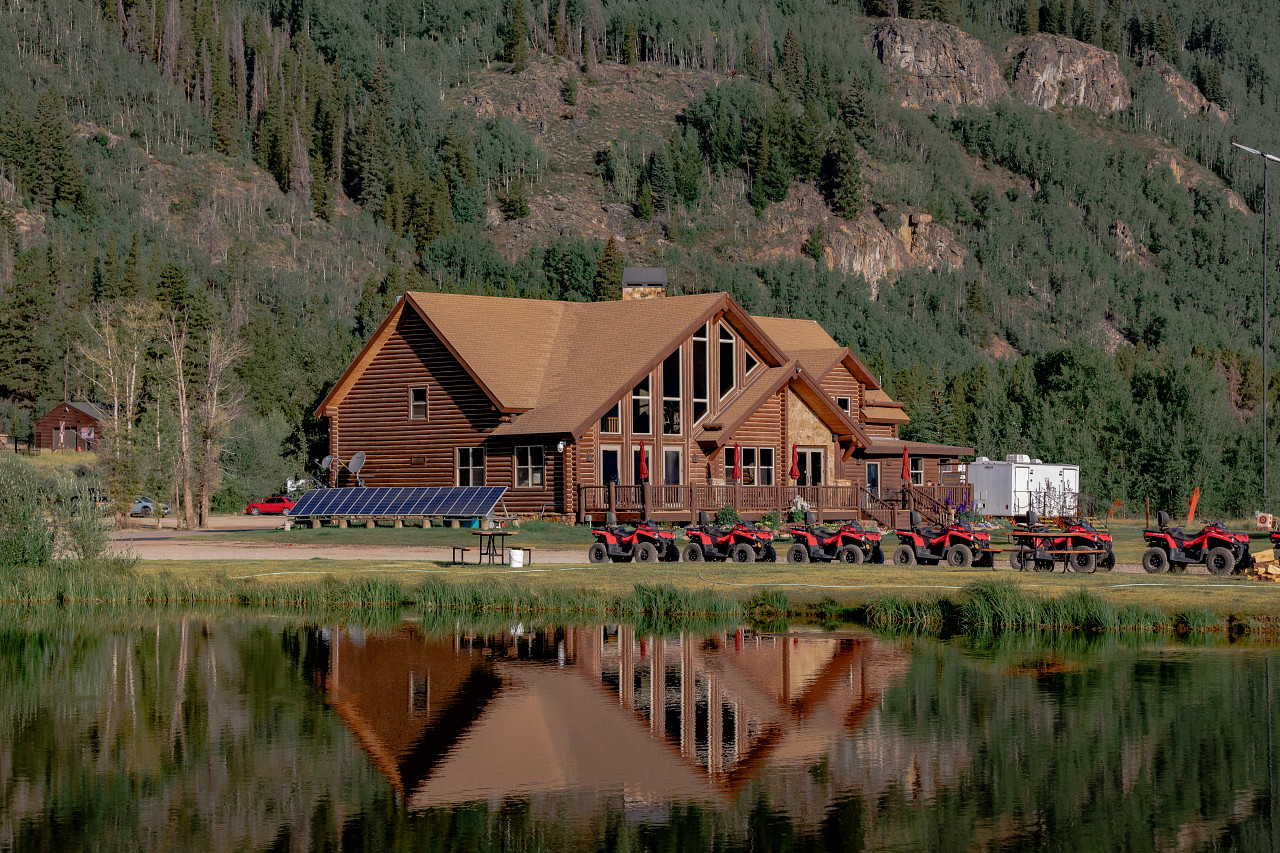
[632,376,651,434]
[836,396,851,415]
[866,462,880,497]
[600,402,620,434]
[409,387,428,420]
[600,446,621,484]
[759,448,775,486]
[515,446,545,488]
[796,450,823,486]
[662,348,681,435]
[457,447,485,486]
[910,457,924,486]
[741,447,757,485]
[663,448,681,485]
[719,323,735,399]
[692,325,708,423]
[633,445,650,483]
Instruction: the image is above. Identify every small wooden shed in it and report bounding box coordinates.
[34,401,106,452]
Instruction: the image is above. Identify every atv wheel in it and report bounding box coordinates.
[1009,548,1029,571]
[588,543,608,564]
[681,543,704,562]
[786,543,809,563]
[891,545,917,566]
[1141,547,1169,574]
[837,545,864,564]
[1099,553,1115,572]
[1205,546,1235,576]
[870,547,885,564]
[730,543,755,563]
[635,543,659,563]
[1068,546,1097,573]
[945,544,973,568]
[762,544,778,563]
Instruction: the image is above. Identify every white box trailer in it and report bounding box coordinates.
[967,455,1080,518]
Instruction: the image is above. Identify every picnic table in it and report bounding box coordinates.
[472,528,517,564]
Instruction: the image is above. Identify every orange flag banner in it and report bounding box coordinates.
[1187,487,1200,526]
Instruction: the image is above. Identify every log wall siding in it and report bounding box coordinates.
[844,456,948,493]
[34,405,102,451]
[865,423,895,438]
[333,310,502,489]
[820,368,862,422]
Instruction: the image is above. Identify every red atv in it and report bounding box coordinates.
[892,511,994,568]
[785,512,883,564]
[1008,512,1114,573]
[1271,529,1280,559]
[1142,511,1252,575]
[683,512,777,563]
[587,512,678,563]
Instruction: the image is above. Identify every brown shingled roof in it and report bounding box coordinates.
[750,315,881,390]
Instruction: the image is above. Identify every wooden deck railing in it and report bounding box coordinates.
[577,483,973,527]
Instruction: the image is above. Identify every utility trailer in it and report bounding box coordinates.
[966,455,1080,519]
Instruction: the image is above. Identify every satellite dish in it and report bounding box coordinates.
[349,451,366,475]
[320,455,333,471]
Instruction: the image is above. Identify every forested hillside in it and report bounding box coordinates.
[1,0,1279,517]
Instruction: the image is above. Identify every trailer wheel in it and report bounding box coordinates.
[891,545,917,566]
[635,543,659,563]
[681,543,704,562]
[1205,547,1235,576]
[945,544,973,568]
[730,543,756,563]
[588,543,608,564]
[837,545,864,564]
[786,543,809,563]
[1068,546,1097,573]
[1141,547,1169,574]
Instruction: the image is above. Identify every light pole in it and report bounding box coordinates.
[1233,141,1278,512]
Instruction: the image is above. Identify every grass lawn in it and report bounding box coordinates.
[194,519,598,549]
[137,559,1280,617]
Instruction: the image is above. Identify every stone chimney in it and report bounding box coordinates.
[621,266,667,299]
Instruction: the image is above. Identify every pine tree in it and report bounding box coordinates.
[121,233,142,300]
[1022,0,1039,35]
[563,69,578,106]
[623,20,638,65]
[33,88,89,215]
[505,0,530,72]
[211,33,239,155]
[839,84,873,146]
[1099,2,1121,52]
[154,263,191,314]
[824,131,864,219]
[593,237,624,301]
[780,29,804,94]
[648,147,674,213]
[502,179,530,219]
[635,173,653,220]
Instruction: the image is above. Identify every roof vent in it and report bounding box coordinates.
[621,267,667,300]
[1005,454,1032,463]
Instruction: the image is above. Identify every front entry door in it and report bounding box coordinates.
[796,450,824,486]
[600,446,620,485]
[866,462,880,497]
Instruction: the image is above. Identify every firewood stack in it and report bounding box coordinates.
[1247,549,1280,581]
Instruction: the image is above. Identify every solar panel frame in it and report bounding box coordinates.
[287,486,508,519]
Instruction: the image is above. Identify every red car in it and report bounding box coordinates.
[245,495,295,515]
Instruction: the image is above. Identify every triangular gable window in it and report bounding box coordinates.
[744,348,759,375]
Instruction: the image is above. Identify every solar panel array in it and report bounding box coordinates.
[288,486,506,519]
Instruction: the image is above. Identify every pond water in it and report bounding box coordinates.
[1,614,1277,852]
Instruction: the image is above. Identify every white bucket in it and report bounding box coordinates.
[508,549,524,568]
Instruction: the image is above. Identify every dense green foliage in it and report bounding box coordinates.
[4,0,1280,516]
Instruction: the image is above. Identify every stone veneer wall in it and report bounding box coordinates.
[786,390,845,485]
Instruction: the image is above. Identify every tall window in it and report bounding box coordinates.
[632,376,651,434]
[866,462,880,497]
[663,448,681,485]
[600,401,620,434]
[457,448,485,486]
[910,457,924,486]
[662,348,681,435]
[719,323,735,398]
[409,387,428,420]
[724,447,775,485]
[692,325,708,423]
[516,446,545,488]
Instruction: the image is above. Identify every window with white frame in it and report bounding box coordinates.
[457,447,485,486]
[836,396,851,415]
[409,387,428,420]
[515,446,545,488]
[910,457,924,486]
[662,348,681,435]
[663,448,682,485]
[758,447,775,485]
[724,446,775,486]
[692,324,708,423]
[718,323,735,398]
[744,347,759,375]
[600,401,620,434]
[632,376,652,434]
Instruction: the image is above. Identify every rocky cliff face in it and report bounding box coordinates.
[867,19,1010,110]
[1005,34,1131,114]
[1145,55,1228,122]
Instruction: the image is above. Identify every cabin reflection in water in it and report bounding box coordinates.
[310,625,942,813]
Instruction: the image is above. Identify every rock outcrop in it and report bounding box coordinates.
[867,19,1010,110]
[1005,34,1130,114]
[1145,55,1228,122]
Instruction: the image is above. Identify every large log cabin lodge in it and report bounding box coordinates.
[317,270,972,524]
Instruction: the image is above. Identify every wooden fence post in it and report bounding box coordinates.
[817,487,825,523]
[608,482,617,518]
[642,483,650,519]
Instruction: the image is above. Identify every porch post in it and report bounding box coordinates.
[608,482,617,516]
[817,485,825,523]
[576,485,584,524]
[642,483,650,519]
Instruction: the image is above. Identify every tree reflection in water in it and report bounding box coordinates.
[0,615,1276,852]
